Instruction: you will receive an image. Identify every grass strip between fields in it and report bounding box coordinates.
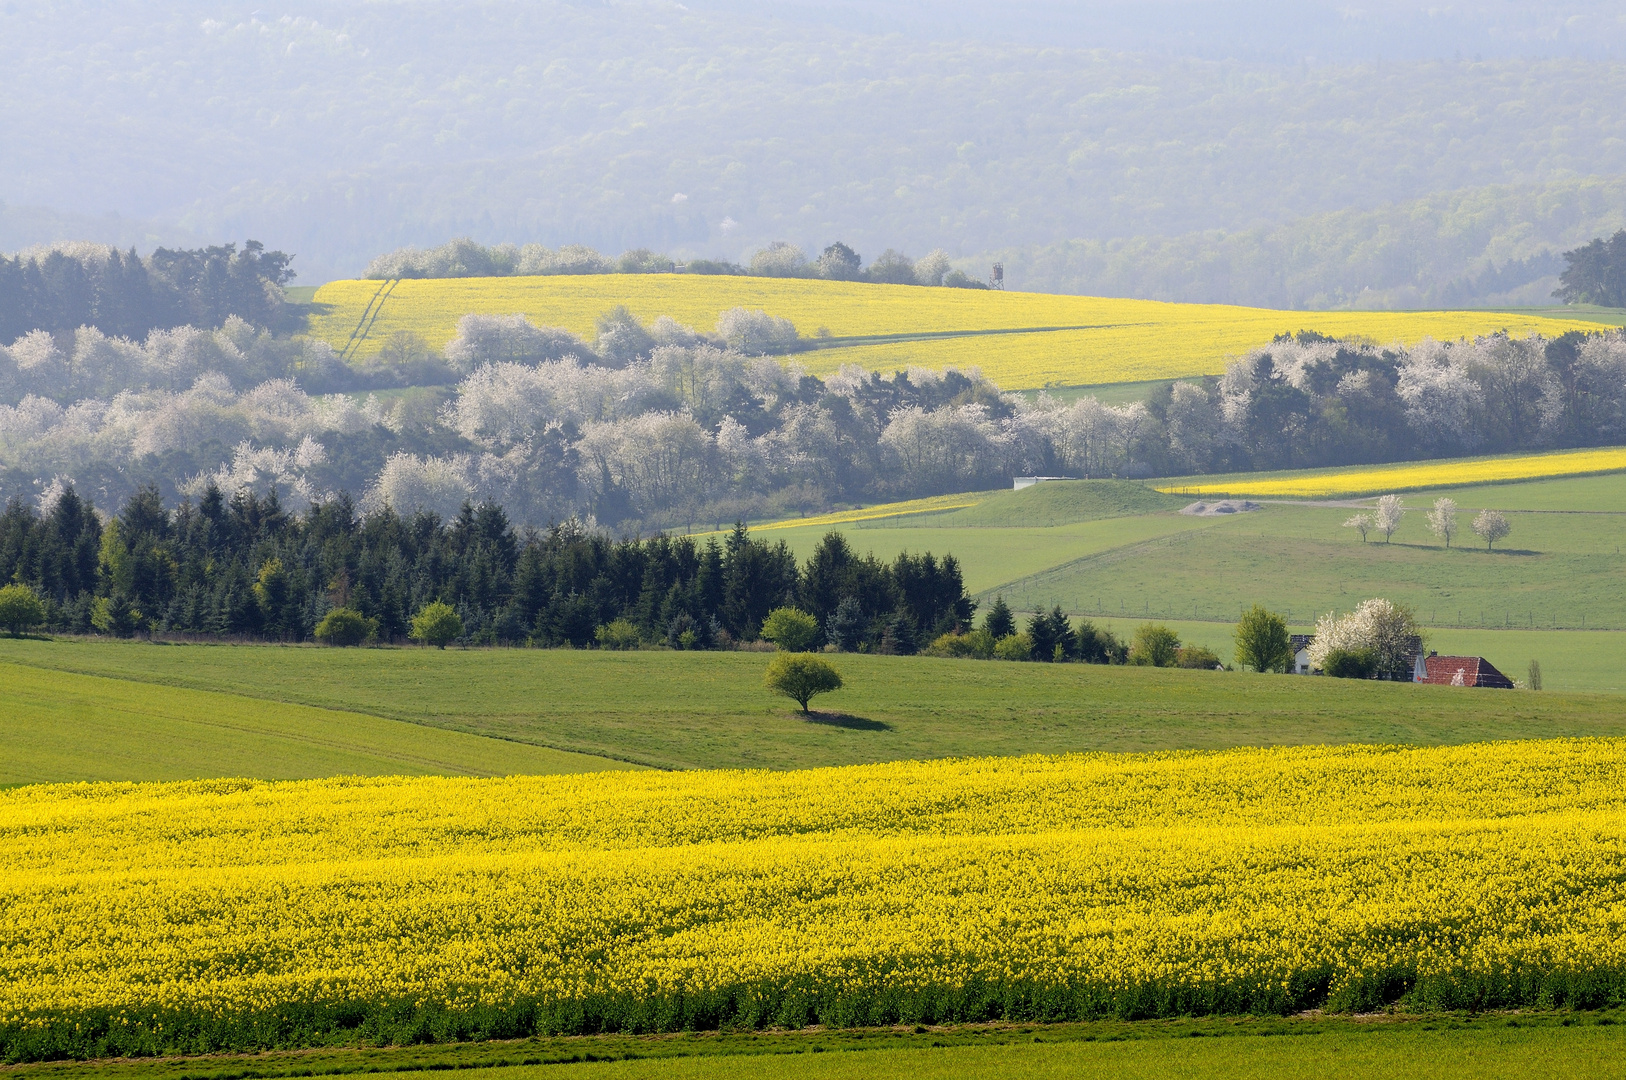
[4,1011,1622,1080]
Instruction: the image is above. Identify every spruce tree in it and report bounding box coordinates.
[1047,606,1076,660]
[1026,608,1057,661]
[984,594,1015,639]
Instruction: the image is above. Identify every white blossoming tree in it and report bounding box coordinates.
[1472,509,1512,550]
[1375,494,1404,543]
[1306,597,1425,677]
[1425,497,1458,547]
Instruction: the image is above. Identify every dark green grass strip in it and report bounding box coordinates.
[6,1011,1623,1080]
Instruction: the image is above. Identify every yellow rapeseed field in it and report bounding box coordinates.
[4,740,1626,1057]
[307,276,1606,390]
[739,491,993,532]
[1159,446,1626,498]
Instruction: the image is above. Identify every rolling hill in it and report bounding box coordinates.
[307,275,1608,390]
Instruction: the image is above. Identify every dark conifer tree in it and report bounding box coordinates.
[983,594,1015,639]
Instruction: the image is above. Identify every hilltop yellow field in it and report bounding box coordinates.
[1160,446,1626,498]
[308,275,1606,390]
[4,739,1626,1056]
[738,491,993,532]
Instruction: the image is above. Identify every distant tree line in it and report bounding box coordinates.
[0,483,973,649]
[364,237,990,289]
[0,241,297,344]
[1555,229,1626,308]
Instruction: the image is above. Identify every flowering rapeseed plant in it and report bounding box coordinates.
[3,741,1625,1057]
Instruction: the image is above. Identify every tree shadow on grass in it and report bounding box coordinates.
[1381,543,1540,556]
[803,711,892,731]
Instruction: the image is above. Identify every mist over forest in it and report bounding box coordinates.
[5,1,1626,304]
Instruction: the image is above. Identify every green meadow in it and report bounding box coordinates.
[0,659,634,784]
[4,639,1623,773]
[1,469,1618,783]
[744,472,1625,688]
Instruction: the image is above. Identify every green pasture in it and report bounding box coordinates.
[927,479,1187,526]
[739,474,1625,687]
[993,501,1626,629]
[762,514,1213,594]
[0,659,635,784]
[8,1013,1623,1080]
[3,639,1622,773]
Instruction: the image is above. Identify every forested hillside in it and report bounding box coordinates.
[0,485,972,649]
[5,1,1626,304]
[996,178,1626,308]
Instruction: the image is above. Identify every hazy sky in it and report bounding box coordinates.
[3,1,1624,281]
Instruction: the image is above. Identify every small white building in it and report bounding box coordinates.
[1290,634,1315,674]
[1013,476,1072,490]
[1288,633,1430,680]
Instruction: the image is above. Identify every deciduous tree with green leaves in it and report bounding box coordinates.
[410,601,463,648]
[314,607,375,647]
[760,606,819,652]
[764,653,844,713]
[1128,623,1181,667]
[1234,604,1292,673]
[0,584,46,637]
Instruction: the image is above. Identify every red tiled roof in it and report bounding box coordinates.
[1421,655,1515,689]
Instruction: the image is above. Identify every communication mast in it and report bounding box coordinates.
[989,263,1004,290]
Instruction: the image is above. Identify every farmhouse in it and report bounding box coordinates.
[1288,634,1427,678]
[1419,653,1516,688]
[1290,634,1314,675]
[1286,635,1508,685]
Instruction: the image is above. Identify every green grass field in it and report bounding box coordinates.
[7,1013,1622,1080]
[765,514,1218,594]
[0,659,637,783]
[992,501,1626,629]
[728,472,1625,688]
[431,1025,1626,1080]
[3,640,1622,772]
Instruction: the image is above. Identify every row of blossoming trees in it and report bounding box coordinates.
[4,298,1624,529]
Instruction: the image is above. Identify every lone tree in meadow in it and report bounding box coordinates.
[1472,509,1512,551]
[760,606,820,652]
[764,653,844,713]
[1375,494,1404,543]
[0,583,46,637]
[1426,498,1459,548]
[1343,512,1374,543]
[1233,604,1291,672]
[410,601,463,648]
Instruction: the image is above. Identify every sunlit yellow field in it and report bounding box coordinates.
[5,739,1626,1056]
[739,491,992,532]
[308,276,1605,390]
[1159,446,1626,498]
